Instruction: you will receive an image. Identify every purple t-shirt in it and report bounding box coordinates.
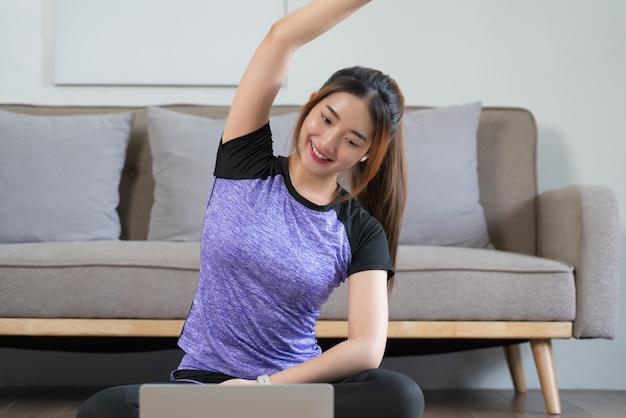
[176,123,393,380]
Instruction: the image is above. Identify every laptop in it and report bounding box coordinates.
[139,383,334,418]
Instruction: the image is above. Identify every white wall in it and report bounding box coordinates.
[1,0,625,390]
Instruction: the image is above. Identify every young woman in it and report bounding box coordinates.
[78,1,424,417]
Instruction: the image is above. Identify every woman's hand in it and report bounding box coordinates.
[219,378,258,385]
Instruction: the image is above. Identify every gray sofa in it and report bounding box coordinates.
[0,103,620,414]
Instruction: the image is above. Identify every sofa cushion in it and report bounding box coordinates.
[0,242,575,322]
[146,107,299,241]
[0,109,133,243]
[400,102,490,248]
[320,246,576,321]
[0,241,199,319]
[146,107,224,241]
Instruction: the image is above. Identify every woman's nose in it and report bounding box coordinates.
[319,130,341,152]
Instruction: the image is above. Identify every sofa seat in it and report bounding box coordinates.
[0,241,200,319]
[320,246,576,322]
[0,242,575,322]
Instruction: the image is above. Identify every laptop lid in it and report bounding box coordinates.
[139,383,334,418]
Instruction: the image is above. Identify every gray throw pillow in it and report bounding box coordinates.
[0,109,133,243]
[146,107,299,241]
[400,102,491,248]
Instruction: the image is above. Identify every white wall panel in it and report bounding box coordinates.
[54,0,285,86]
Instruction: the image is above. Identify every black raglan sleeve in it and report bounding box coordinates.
[341,200,395,280]
[214,123,279,180]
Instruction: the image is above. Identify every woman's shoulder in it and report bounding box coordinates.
[333,194,386,240]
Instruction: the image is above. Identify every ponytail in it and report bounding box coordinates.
[351,124,407,295]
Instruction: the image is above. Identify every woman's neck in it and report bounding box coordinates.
[288,155,340,206]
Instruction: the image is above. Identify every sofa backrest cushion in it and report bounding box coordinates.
[400,102,490,248]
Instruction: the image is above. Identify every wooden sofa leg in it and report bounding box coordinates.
[530,338,561,415]
[503,344,527,393]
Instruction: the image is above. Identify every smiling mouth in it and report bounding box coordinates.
[310,142,332,163]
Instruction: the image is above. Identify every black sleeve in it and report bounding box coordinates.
[343,203,395,280]
[213,123,278,180]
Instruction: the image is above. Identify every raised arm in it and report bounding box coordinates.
[222,0,372,143]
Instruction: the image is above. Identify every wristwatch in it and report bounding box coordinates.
[257,374,271,385]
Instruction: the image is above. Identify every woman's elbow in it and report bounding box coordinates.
[265,20,295,50]
[356,339,386,370]
[361,353,384,371]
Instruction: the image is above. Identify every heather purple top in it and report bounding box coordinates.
[176,123,393,380]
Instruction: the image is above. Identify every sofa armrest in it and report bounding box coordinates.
[540,185,620,338]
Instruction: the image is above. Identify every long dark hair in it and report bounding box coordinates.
[292,66,407,294]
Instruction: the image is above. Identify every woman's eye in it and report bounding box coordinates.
[346,138,359,147]
[321,114,331,124]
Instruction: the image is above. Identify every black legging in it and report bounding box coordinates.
[77,369,424,418]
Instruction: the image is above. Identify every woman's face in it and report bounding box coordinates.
[298,92,374,178]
